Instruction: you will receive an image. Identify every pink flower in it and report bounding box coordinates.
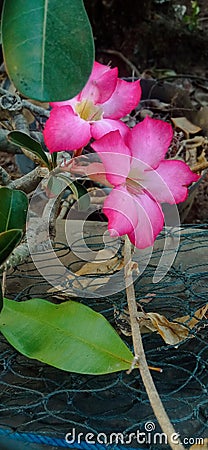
[43,61,141,153]
[92,116,200,249]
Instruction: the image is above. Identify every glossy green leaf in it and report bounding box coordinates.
[58,175,90,210]
[0,229,23,266]
[2,0,94,101]
[46,174,66,198]
[0,187,28,233]
[0,298,133,374]
[8,131,50,169]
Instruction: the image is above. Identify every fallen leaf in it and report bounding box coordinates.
[171,117,201,137]
[72,275,110,292]
[115,304,208,345]
[175,304,208,328]
[191,148,208,173]
[75,256,124,276]
[198,149,208,164]
[145,304,208,344]
[48,273,111,298]
[183,136,205,148]
[185,146,197,165]
[146,312,189,345]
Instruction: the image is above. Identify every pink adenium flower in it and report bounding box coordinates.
[92,116,199,249]
[43,61,141,153]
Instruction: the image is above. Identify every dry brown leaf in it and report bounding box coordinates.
[75,256,124,276]
[48,273,110,298]
[21,148,47,166]
[191,148,208,173]
[23,108,37,125]
[72,276,110,292]
[175,304,208,328]
[146,312,189,345]
[185,147,197,165]
[144,304,208,345]
[198,149,208,164]
[183,136,205,148]
[171,117,201,137]
[115,304,208,345]
[190,438,208,449]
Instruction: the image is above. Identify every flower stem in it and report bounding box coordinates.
[124,235,185,450]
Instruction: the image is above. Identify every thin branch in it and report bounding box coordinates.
[101,49,141,78]
[21,99,50,118]
[7,166,49,194]
[1,194,62,272]
[2,271,7,297]
[124,235,185,450]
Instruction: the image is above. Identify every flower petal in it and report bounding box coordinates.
[49,96,79,108]
[68,159,113,187]
[79,62,118,105]
[149,160,200,204]
[126,116,173,169]
[102,79,142,119]
[103,186,138,237]
[91,118,129,140]
[91,130,131,186]
[128,193,164,249]
[43,106,91,153]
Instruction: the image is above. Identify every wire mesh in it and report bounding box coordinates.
[0,224,207,449]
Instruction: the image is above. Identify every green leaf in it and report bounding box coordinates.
[0,187,28,233]
[8,131,50,169]
[0,298,133,374]
[0,229,23,266]
[2,0,94,101]
[46,174,66,198]
[58,175,90,210]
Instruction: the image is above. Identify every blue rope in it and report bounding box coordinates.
[0,428,143,450]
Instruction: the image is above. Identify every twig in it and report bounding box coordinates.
[159,74,208,83]
[191,161,208,172]
[0,166,11,185]
[22,99,50,118]
[7,166,49,194]
[124,235,185,450]
[1,271,7,297]
[101,49,141,78]
[1,194,62,272]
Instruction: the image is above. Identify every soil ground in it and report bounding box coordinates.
[86,0,208,76]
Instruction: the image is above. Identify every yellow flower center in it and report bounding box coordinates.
[75,99,103,121]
